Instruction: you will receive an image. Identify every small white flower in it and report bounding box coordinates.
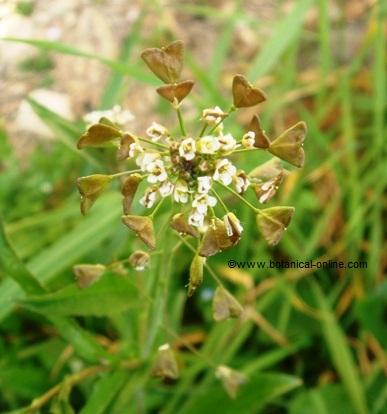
[223,214,243,237]
[174,180,190,203]
[192,193,217,214]
[241,131,255,148]
[233,171,250,194]
[197,176,212,193]
[201,106,226,125]
[188,210,206,227]
[179,138,196,161]
[159,181,174,197]
[213,159,237,186]
[136,152,160,171]
[140,186,159,208]
[146,122,169,142]
[218,133,238,152]
[146,159,168,184]
[197,135,220,154]
[258,179,278,203]
[128,142,143,158]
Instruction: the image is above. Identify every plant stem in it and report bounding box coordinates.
[216,182,258,212]
[198,123,208,137]
[176,106,187,136]
[110,169,141,179]
[232,148,262,154]
[211,188,229,213]
[137,136,168,149]
[148,197,165,218]
[207,104,236,135]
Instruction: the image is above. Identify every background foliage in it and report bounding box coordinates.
[0,1,386,413]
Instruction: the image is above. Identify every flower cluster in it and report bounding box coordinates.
[76,40,307,291]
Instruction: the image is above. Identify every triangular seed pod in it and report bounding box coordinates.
[268,122,307,168]
[141,40,184,84]
[256,206,295,246]
[232,74,267,108]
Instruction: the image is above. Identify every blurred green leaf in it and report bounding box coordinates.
[20,273,138,316]
[180,372,301,414]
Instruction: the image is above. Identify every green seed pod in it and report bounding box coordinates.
[188,255,205,297]
[77,174,112,215]
[152,343,179,380]
[256,206,295,246]
[77,123,122,149]
[268,122,307,168]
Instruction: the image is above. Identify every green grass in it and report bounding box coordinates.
[0,1,386,413]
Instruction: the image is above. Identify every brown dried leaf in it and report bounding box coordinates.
[232,74,267,108]
[188,255,205,297]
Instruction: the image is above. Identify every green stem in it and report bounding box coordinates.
[217,181,258,212]
[211,188,229,214]
[207,104,236,135]
[148,197,165,218]
[176,106,187,136]
[198,123,208,137]
[110,169,141,179]
[137,136,168,149]
[232,148,262,154]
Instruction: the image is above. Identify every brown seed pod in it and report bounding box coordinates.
[122,215,156,250]
[232,74,266,108]
[157,80,194,103]
[141,40,184,84]
[256,206,295,246]
[268,122,307,168]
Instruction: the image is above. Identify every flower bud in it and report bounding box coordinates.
[121,173,142,214]
[141,40,184,84]
[157,80,194,103]
[152,343,179,380]
[77,123,122,149]
[170,213,199,238]
[232,74,266,108]
[122,215,156,250]
[73,264,106,289]
[223,213,243,244]
[77,174,112,215]
[188,255,205,297]
[213,286,244,321]
[256,206,294,246]
[215,365,247,398]
[129,250,150,271]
